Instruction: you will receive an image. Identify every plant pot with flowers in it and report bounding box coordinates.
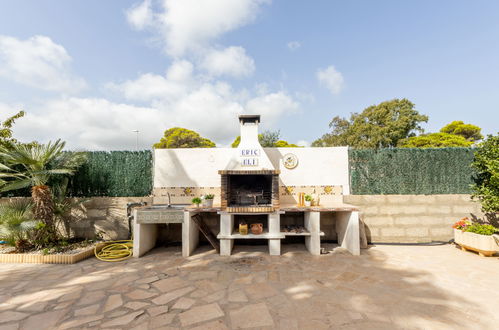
[453,218,499,257]
[202,194,214,208]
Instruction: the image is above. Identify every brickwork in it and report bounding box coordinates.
[343,194,484,243]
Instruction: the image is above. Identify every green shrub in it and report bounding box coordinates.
[464,223,499,236]
[471,134,499,212]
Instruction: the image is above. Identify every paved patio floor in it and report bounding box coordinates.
[0,243,498,330]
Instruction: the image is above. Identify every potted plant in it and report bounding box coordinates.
[191,197,202,208]
[202,194,215,207]
[453,217,499,257]
[304,194,313,207]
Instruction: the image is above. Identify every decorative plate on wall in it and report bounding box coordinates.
[282,153,299,169]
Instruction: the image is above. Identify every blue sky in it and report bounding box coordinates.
[0,0,498,150]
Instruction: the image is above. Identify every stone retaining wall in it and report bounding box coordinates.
[343,194,484,243]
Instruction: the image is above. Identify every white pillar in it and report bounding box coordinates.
[133,209,158,257]
[304,211,321,255]
[336,211,360,256]
[268,212,281,255]
[182,211,199,257]
[220,213,234,256]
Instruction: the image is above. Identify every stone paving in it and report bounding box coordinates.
[0,243,498,330]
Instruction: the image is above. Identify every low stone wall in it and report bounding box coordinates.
[1,194,485,243]
[343,194,484,243]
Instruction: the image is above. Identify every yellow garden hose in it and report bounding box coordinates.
[95,240,133,262]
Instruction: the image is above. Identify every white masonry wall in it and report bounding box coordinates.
[153,147,350,194]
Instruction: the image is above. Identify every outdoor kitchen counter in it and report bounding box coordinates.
[279,203,359,212]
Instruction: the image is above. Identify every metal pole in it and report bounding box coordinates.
[132,130,139,151]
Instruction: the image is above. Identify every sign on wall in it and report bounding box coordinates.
[240,149,259,166]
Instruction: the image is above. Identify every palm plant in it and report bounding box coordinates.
[0,198,36,251]
[0,139,86,241]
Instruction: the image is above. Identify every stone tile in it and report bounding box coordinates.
[74,304,100,317]
[148,313,175,328]
[20,309,66,330]
[188,271,218,281]
[0,323,19,330]
[178,303,224,327]
[245,283,278,300]
[103,294,123,312]
[58,314,104,330]
[152,286,195,305]
[189,319,229,330]
[203,290,226,303]
[76,291,106,306]
[227,290,248,303]
[125,289,157,300]
[172,297,196,310]
[137,275,159,284]
[124,301,150,310]
[147,305,169,317]
[230,302,274,328]
[100,310,144,328]
[0,311,29,323]
[152,277,188,292]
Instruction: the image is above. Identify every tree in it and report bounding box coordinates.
[399,120,482,148]
[231,130,299,148]
[398,133,473,148]
[0,110,25,148]
[0,139,87,242]
[312,99,428,148]
[471,134,499,213]
[153,127,216,148]
[440,121,483,142]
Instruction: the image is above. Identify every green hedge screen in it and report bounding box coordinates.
[349,148,475,195]
[67,151,152,197]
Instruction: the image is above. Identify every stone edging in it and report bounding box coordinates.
[0,246,96,264]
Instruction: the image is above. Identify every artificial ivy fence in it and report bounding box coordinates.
[67,151,152,197]
[349,148,475,195]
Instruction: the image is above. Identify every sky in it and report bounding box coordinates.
[0,0,498,150]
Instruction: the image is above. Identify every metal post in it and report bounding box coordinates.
[132,130,139,150]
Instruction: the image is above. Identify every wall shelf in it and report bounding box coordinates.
[217,231,285,240]
[281,231,325,237]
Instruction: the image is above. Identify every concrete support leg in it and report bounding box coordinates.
[304,211,321,255]
[220,213,234,256]
[336,211,360,256]
[133,210,158,257]
[220,239,234,256]
[268,212,281,255]
[182,211,199,257]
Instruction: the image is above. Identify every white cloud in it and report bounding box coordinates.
[287,41,301,51]
[0,35,86,93]
[13,98,164,150]
[246,91,299,126]
[127,0,270,56]
[200,46,255,78]
[317,65,344,95]
[296,139,309,147]
[126,0,153,30]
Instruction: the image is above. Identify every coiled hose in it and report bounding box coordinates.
[95,240,133,262]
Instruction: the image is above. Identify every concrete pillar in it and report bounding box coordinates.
[132,209,158,257]
[220,213,234,256]
[336,211,360,256]
[182,211,199,257]
[304,211,321,255]
[268,212,281,255]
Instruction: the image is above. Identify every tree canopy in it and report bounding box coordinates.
[471,134,499,213]
[0,111,25,148]
[399,120,482,148]
[440,120,482,142]
[231,130,299,148]
[398,133,472,148]
[312,98,428,148]
[153,127,216,148]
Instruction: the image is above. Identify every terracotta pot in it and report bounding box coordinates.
[250,223,263,235]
